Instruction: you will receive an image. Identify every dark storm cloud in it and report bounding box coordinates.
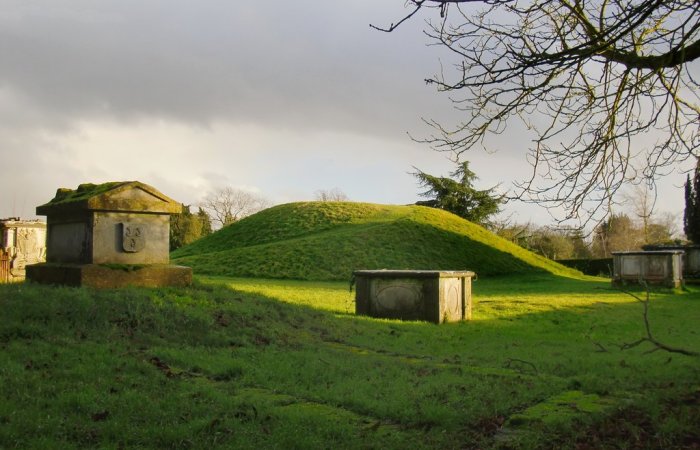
[0,1,449,136]
[1,1,560,223]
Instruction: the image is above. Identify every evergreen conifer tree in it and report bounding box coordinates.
[197,207,213,237]
[413,161,501,226]
[684,161,700,243]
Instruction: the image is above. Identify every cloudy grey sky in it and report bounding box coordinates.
[0,1,690,227]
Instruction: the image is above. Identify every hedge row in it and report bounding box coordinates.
[555,258,613,277]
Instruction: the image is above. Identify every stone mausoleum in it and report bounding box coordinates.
[26,181,192,288]
[0,218,46,282]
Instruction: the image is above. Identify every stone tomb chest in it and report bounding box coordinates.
[612,251,683,288]
[26,181,191,288]
[353,270,475,323]
[684,246,700,278]
[0,218,46,282]
[643,244,700,279]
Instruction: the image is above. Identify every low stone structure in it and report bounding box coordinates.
[643,244,700,279]
[612,251,684,288]
[353,270,475,323]
[0,218,46,282]
[26,181,191,288]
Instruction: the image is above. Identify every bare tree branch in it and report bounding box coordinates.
[375,0,700,227]
[618,286,699,357]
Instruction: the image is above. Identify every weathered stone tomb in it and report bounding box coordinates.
[353,270,475,323]
[643,244,700,279]
[26,181,192,288]
[0,218,46,282]
[612,250,683,288]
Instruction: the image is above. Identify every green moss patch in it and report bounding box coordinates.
[508,390,615,426]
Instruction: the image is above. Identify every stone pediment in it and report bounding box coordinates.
[36,181,182,215]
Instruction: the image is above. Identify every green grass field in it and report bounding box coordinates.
[1,275,698,449]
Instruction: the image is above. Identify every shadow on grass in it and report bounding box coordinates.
[198,274,700,380]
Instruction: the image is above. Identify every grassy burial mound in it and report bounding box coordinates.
[172,202,580,280]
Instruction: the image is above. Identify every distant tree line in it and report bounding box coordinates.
[170,206,212,251]
[494,210,678,260]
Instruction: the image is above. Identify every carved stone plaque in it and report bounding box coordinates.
[374,280,423,315]
[122,223,145,253]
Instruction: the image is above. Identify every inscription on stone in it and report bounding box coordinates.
[122,223,145,253]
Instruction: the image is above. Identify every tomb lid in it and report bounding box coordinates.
[353,269,475,278]
[36,181,182,216]
[642,244,700,251]
[612,250,685,255]
[0,218,46,229]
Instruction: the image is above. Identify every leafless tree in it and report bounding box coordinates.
[623,183,657,242]
[200,187,271,228]
[623,184,681,243]
[374,0,700,227]
[314,188,350,202]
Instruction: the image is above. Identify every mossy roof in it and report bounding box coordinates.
[36,181,182,215]
[46,182,129,206]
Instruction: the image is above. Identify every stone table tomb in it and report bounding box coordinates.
[0,218,46,282]
[612,251,683,288]
[643,244,700,279]
[353,270,475,323]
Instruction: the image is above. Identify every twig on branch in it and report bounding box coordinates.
[370,0,509,33]
[504,357,539,375]
[617,286,699,357]
[585,324,609,352]
[370,1,426,33]
[592,341,609,353]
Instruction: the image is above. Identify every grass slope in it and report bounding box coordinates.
[1,277,698,448]
[172,202,580,280]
